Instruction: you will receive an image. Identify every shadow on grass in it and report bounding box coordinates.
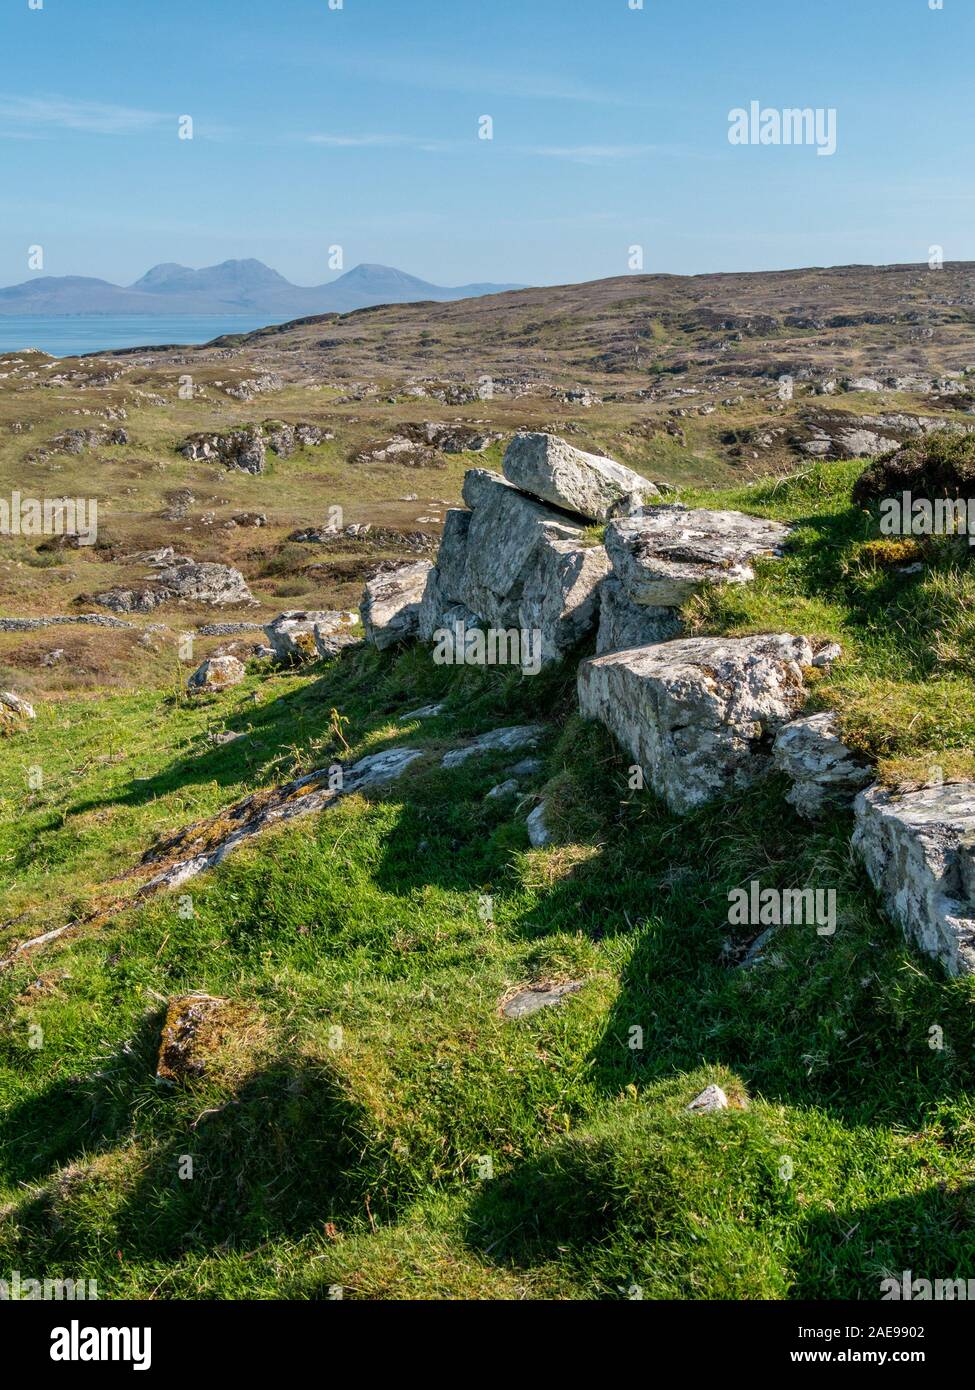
[6,1021,386,1266]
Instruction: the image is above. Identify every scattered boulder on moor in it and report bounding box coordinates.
[578,634,813,815]
[502,431,659,522]
[179,425,266,474]
[92,558,253,614]
[156,559,253,606]
[605,506,791,607]
[187,655,246,692]
[0,690,36,732]
[263,609,358,663]
[772,710,872,820]
[852,782,975,976]
[361,560,433,649]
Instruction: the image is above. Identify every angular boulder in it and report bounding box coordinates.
[421,472,610,665]
[502,432,659,521]
[578,634,813,814]
[264,609,357,663]
[187,655,246,692]
[772,711,872,819]
[852,782,975,976]
[596,574,683,655]
[361,561,433,649]
[605,506,791,607]
[155,559,253,606]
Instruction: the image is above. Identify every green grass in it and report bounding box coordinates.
[1,460,974,1300]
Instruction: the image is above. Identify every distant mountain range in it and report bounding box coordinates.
[0,260,523,317]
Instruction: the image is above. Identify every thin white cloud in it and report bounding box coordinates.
[0,94,167,135]
[527,143,661,162]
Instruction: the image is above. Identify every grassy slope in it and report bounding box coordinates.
[1,461,974,1300]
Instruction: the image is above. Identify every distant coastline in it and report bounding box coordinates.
[0,314,279,358]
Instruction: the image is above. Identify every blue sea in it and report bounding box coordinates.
[0,315,285,358]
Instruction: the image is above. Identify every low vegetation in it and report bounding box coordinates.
[2,458,973,1300]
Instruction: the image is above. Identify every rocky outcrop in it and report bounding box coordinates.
[852,782,975,976]
[93,558,252,612]
[139,747,424,894]
[501,431,659,521]
[441,724,545,769]
[595,575,682,656]
[179,425,266,473]
[420,471,610,665]
[772,711,872,819]
[187,655,246,692]
[605,507,791,607]
[263,610,358,663]
[578,634,813,814]
[361,561,433,649]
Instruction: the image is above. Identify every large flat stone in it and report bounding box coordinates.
[852,782,975,976]
[578,634,813,814]
[502,432,659,521]
[605,506,791,607]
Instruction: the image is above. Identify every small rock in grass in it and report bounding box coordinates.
[811,641,842,669]
[501,980,583,1019]
[400,702,445,722]
[0,691,36,732]
[526,802,553,846]
[486,779,520,801]
[686,1084,729,1114]
[442,725,544,769]
[508,757,543,777]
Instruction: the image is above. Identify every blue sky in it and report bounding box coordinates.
[1,0,972,288]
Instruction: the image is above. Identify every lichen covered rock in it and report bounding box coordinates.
[502,431,659,521]
[852,781,975,976]
[361,561,433,649]
[605,506,791,607]
[773,710,872,819]
[578,634,813,814]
